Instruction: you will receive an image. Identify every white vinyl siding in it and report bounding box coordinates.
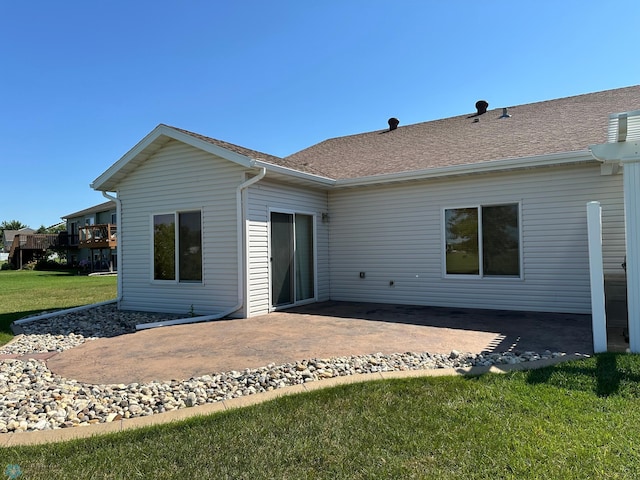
[328,162,624,314]
[117,140,245,315]
[246,179,330,316]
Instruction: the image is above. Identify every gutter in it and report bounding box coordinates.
[334,151,595,188]
[12,299,118,327]
[136,166,267,330]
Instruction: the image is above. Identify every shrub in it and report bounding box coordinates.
[34,259,69,271]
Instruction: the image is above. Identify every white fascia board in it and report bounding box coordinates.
[91,125,257,191]
[334,151,595,188]
[252,160,336,187]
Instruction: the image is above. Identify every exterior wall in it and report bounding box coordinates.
[117,140,246,315]
[246,179,330,316]
[328,162,624,314]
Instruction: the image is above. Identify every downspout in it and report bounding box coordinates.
[102,191,123,305]
[136,165,267,330]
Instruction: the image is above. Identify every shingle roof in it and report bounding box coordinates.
[168,126,333,178]
[284,85,640,179]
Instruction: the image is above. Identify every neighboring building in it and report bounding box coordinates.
[4,228,59,269]
[90,86,639,319]
[61,201,118,271]
[2,227,36,253]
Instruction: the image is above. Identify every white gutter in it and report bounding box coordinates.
[252,159,335,186]
[102,191,123,305]
[334,151,595,188]
[13,299,117,326]
[136,166,267,330]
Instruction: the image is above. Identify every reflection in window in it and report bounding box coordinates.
[445,204,519,277]
[178,211,202,282]
[445,208,479,275]
[154,214,175,281]
[482,205,519,276]
[153,211,202,282]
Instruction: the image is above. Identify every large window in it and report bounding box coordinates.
[153,211,202,282]
[444,204,520,277]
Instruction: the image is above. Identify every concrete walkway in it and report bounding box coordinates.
[45,302,593,385]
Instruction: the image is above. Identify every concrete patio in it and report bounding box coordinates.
[45,301,596,385]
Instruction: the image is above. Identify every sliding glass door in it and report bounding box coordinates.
[270,212,315,307]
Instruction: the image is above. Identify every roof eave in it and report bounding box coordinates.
[91,125,257,192]
[253,160,336,188]
[333,150,595,188]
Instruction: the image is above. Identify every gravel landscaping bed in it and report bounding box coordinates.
[0,305,570,433]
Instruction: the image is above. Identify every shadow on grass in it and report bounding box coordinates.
[524,353,640,397]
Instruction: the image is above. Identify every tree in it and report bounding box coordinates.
[1,220,28,231]
[37,223,66,234]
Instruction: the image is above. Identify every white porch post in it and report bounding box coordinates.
[623,160,640,352]
[590,109,640,353]
[587,201,607,353]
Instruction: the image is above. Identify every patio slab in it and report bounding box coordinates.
[45,301,593,385]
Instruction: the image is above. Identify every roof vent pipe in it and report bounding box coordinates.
[475,100,489,115]
[388,117,399,131]
[500,107,511,118]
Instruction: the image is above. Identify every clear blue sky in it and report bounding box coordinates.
[2,1,638,229]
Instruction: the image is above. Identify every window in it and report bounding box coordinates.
[153,211,202,282]
[444,204,520,277]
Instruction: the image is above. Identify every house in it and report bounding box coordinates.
[60,201,118,271]
[5,228,59,269]
[2,227,36,253]
[91,85,640,321]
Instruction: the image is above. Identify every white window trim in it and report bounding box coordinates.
[442,202,523,280]
[150,209,204,285]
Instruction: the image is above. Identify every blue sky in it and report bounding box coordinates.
[2,1,638,229]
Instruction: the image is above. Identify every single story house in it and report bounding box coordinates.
[91,85,640,321]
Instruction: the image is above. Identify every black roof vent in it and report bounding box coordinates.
[499,107,511,118]
[475,100,489,115]
[388,117,399,131]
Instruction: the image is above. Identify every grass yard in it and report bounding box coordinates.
[2,354,640,478]
[0,270,116,346]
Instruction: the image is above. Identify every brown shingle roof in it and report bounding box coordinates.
[167,126,333,178]
[285,85,640,179]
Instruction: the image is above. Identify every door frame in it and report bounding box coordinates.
[268,208,318,311]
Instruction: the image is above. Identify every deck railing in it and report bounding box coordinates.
[78,224,117,249]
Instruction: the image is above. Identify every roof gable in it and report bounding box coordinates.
[92,125,273,191]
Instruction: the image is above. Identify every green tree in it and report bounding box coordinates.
[37,223,66,234]
[1,220,28,231]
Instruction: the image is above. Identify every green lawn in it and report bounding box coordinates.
[0,270,116,345]
[2,354,640,478]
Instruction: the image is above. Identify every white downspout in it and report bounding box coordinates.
[136,166,267,330]
[102,191,123,305]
